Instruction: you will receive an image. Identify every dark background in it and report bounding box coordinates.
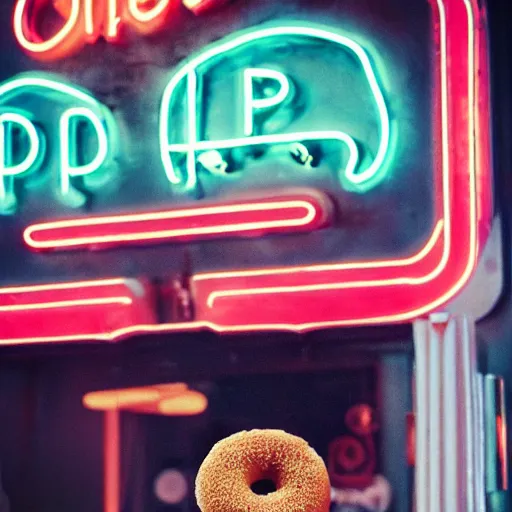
[1,0,512,511]
[0,329,412,512]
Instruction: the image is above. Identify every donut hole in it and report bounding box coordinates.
[250,468,279,496]
[250,478,278,495]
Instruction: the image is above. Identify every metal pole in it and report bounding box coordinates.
[104,409,121,512]
[484,375,508,494]
[413,313,484,512]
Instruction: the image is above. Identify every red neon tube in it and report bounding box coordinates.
[24,190,333,251]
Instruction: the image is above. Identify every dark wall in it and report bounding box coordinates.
[0,330,411,512]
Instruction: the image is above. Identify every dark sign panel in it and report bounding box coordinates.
[0,0,492,343]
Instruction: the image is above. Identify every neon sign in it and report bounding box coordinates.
[1,26,390,215]
[160,25,391,194]
[0,74,118,213]
[24,190,334,250]
[0,0,493,345]
[13,0,226,61]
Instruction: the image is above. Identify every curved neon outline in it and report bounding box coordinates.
[243,68,291,136]
[0,73,117,208]
[194,0,476,322]
[159,24,390,192]
[59,107,110,196]
[184,0,473,324]
[127,0,171,23]
[191,0,475,316]
[13,0,81,55]
[0,0,484,344]
[185,70,198,189]
[23,197,326,249]
[196,220,444,279]
[0,74,111,111]
[13,0,209,60]
[201,221,444,308]
[0,112,40,204]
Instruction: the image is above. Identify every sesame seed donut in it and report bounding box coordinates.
[195,429,331,512]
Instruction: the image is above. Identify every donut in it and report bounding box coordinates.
[195,429,331,512]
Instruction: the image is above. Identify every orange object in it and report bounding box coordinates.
[158,391,208,416]
[84,383,208,512]
[496,415,508,489]
[83,383,188,412]
[195,430,331,512]
[104,409,121,512]
[82,382,209,415]
[406,413,415,467]
[334,436,367,473]
[345,404,379,436]
[13,0,229,61]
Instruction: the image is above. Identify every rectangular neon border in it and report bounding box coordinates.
[0,0,492,344]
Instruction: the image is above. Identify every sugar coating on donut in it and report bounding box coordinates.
[196,429,331,512]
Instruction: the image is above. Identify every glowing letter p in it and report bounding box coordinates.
[59,107,109,207]
[243,68,291,136]
[0,113,41,214]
